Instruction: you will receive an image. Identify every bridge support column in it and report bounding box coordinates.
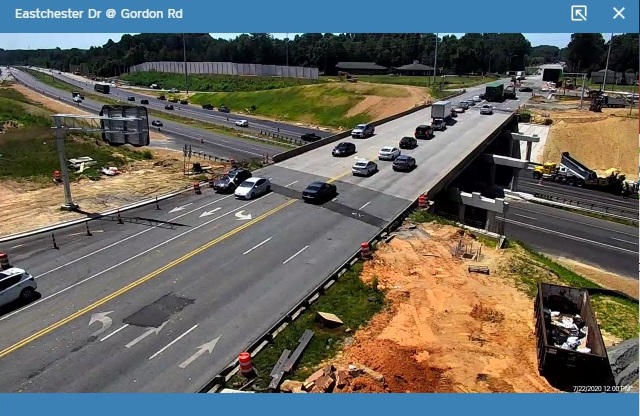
[525,141,533,161]
[489,163,496,188]
[457,204,466,223]
[485,211,496,232]
[510,173,520,192]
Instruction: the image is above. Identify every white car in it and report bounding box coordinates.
[473,95,482,102]
[352,160,378,176]
[72,96,82,103]
[234,177,271,199]
[0,267,37,308]
[378,146,401,161]
[235,120,249,127]
[480,104,494,115]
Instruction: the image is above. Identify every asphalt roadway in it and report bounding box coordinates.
[516,169,639,220]
[0,81,528,392]
[503,200,638,278]
[8,68,285,161]
[28,67,332,141]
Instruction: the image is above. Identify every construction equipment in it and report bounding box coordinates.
[533,152,626,194]
[337,71,358,82]
[503,85,517,99]
[589,93,628,112]
[484,81,504,102]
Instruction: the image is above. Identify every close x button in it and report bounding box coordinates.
[613,6,625,19]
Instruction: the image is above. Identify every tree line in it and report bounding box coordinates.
[0,33,637,78]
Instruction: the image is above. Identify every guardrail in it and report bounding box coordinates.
[272,90,466,164]
[199,195,421,393]
[533,192,638,220]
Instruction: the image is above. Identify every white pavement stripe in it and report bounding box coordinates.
[283,245,309,265]
[513,213,536,220]
[161,128,264,157]
[502,218,637,254]
[611,237,638,245]
[285,181,298,187]
[359,201,371,211]
[0,196,267,323]
[243,237,273,255]
[100,324,129,342]
[149,324,198,361]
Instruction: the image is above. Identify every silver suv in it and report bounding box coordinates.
[351,123,375,138]
[0,267,37,307]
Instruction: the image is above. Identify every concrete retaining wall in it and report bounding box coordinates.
[128,62,319,80]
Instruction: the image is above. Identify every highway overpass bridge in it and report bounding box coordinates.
[0,77,536,392]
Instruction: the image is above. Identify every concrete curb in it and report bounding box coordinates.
[0,181,210,244]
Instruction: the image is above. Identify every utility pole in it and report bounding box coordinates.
[602,33,613,92]
[183,33,189,94]
[53,116,77,211]
[579,74,586,109]
[432,33,438,85]
[285,33,289,67]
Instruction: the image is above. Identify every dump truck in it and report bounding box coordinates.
[484,81,504,102]
[503,85,516,99]
[534,282,614,389]
[532,152,626,194]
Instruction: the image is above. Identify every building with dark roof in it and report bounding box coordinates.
[335,62,389,75]
[393,62,434,76]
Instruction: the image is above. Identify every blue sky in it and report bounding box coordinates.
[0,33,613,50]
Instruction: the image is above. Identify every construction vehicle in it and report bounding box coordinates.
[484,81,504,102]
[589,94,628,112]
[337,71,358,82]
[503,85,517,99]
[533,152,626,194]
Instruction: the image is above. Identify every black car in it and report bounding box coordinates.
[202,104,214,110]
[140,99,149,105]
[519,87,533,92]
[213,168,252,193]
[399,136,418,149]
[180,100,189,105]
[164,104,174,110]
[332,142,356,157]
[218,106,230,113]
[392,155,417,172]
[302,182,337,203]
[301,133,322,142]
[158,95,167,100]
[127,96,135,101]
[151,120,163,127]
[414,125,433,140]
[479,93,486,100]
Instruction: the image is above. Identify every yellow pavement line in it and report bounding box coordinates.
[0,199,297,359]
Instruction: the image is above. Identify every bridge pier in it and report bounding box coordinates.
[446,188,509,234]
[511,132,540,162]
[481,153,529,193]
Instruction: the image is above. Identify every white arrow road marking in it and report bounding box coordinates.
[351,212,363,218]
[178,336,221,369]
[89,311,114,337]
[169,203,194,213]
[100,324,129,342]
[283,245,309,265]
[243,237,273,255]
[199,207,222,218]
[235,210,252,221]
[126,321,168,349]
[149,324,198,361]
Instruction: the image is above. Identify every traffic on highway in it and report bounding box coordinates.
[0,74,532,392]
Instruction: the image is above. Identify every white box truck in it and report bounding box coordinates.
[431,100,452,131]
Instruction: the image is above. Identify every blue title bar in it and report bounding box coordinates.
[0,0,638,32]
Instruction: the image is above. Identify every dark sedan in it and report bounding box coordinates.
[151,120,163,127]
[218,106,230,113]
[213,168,252,193]
[164,104,174,110]
[301,133,322,142]
[302,182,337,203]
[202,104,214,110]
[399,136,418,149]
[519,87,533,92]
[127,96,135,101]
[332,142,356,157]
[392,155,416,172]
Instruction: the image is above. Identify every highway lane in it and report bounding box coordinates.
[503,200,638,278]
[9,68,284,161]
[0,79,527,392]
[29,67,332,140]
[516,170,639,219]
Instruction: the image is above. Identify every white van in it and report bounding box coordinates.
[0,267,37,308]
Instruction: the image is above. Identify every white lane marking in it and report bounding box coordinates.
[511,204,638,237]
[10,244,23,249]
[0,197,267,322]
[68,230,104,237]
[243,237,273,255]
[285,181,298,188]
[502,218,637,254]
[100,324,129,342]
[611,237,638,245]
[161,127,264,157]
[283,245,309,265]
[33,195,234,280]
[149,324,198,360]
[513,213,536,220]
[331,161,343,166]
[359,201,371,211]
[332,197,338,202]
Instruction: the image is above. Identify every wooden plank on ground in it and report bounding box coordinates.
[270,349,292,377]
[283,330,315,373]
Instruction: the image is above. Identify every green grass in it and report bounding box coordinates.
[0,86,149,182]
[585,81,638,93]
[354,75,496,89]
[25,69,78,94]
[120,71,324,92]
[228,262,385,390]
[190,84,385,129]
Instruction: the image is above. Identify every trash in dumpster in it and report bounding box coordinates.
[544,309,591,353]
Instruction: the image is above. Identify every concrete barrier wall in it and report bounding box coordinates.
[128,62,319,80]
[272,91,466,164]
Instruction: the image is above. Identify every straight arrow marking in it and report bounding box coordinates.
[169,203,194,213]
[125,321,168,349]
[199,207,222,218]
[178,336,220,369]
